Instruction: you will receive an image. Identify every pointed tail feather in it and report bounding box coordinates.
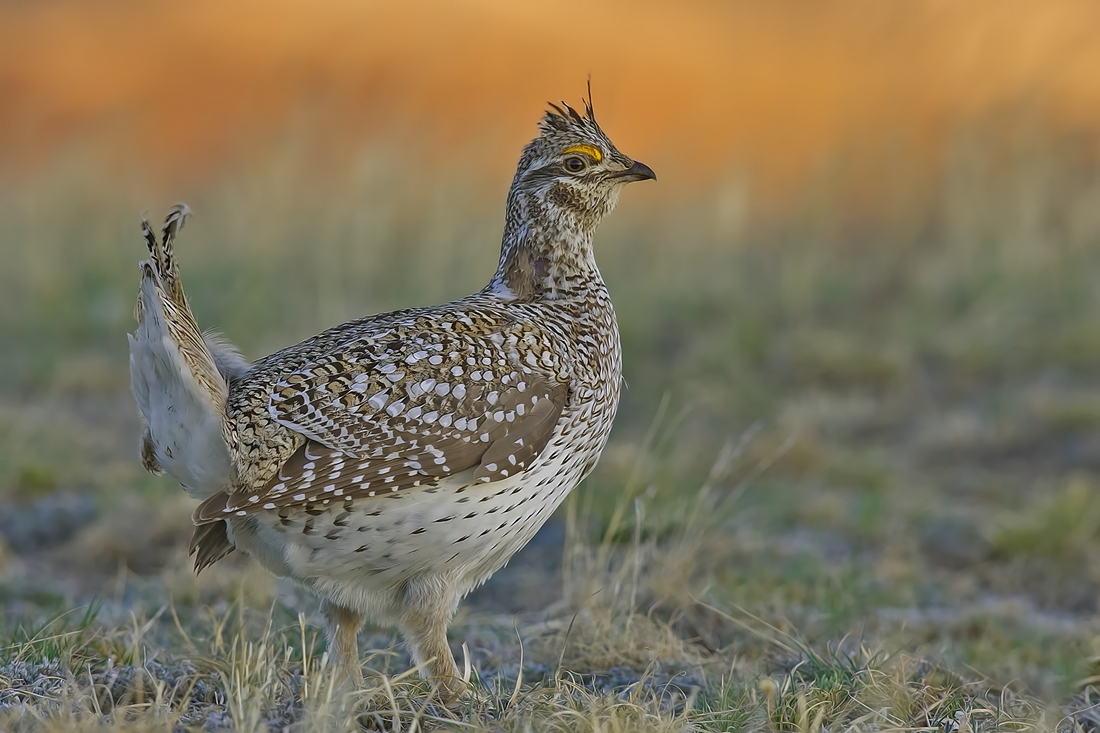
[130,204,239,500]
[141,215,162,275]
[189,520,236,573]
[160,202,192,278]
[140,202,191,285]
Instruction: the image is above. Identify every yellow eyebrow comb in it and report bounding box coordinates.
[562,144,603,162]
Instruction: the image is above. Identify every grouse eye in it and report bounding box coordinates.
[564,156,587,174]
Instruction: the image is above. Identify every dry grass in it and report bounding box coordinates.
[5,129,1100,725]
[0,468,1079,731]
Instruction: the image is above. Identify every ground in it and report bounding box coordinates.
[3,122,1100,730]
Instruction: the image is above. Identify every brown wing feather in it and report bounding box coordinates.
[202,374,567,520]
[472,383,565,482]
[210,312,574,522]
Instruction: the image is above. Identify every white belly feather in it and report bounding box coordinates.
[229,402,601,618]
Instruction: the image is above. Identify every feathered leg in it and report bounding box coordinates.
[321,600,366,686]
[399,578,466,701]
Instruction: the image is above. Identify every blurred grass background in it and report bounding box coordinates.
[4,0,1100,727]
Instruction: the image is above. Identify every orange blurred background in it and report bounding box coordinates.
[3,0,1100,202]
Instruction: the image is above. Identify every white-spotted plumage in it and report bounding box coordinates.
[129,94,655,698]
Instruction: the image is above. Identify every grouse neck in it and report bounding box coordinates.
[489,190,600,301]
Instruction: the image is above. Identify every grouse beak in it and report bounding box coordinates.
[614,160,657,182]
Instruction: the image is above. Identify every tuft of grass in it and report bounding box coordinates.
[991,477,1100,563]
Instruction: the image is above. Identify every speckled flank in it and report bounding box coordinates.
[130,95,654,696]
